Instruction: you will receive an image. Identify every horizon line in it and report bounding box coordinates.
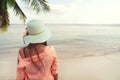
[10,23,120,26]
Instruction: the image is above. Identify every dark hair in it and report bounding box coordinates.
[24,42,47,70]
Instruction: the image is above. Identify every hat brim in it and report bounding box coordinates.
[23,29,51,44]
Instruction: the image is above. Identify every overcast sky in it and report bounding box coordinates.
[9,0,120,24]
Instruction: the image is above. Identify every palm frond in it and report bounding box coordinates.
[13,1,26,23]
[0,11,9,31]
[7,0,15,8]
[7,0,26,23]
[42,0,48,3]
[38,0,50,12]
[0,0,9,31]
[31,0,41,13]
[23,0,50,13]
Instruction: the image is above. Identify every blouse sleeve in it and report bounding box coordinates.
[16,50,25,80]
[51,49,58,75]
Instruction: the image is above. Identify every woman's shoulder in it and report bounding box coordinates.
[18,46,29,58]
[19,45,27,53]
[47,46,56,52]
[47,46,57,56]
[18,47,25,58]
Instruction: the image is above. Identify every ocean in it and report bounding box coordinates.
[0,24,120,57]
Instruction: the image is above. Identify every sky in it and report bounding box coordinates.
[9,0,120,24]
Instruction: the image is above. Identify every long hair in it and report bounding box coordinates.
[24,42,47,70]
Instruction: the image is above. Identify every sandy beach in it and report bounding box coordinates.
[0,53,120,80]
[59,54,120,80]
[1,25,120,80]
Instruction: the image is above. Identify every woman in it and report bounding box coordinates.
[17,20,58,80]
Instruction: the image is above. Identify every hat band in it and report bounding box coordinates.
[29,30,45,35]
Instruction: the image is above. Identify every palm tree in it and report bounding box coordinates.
[0,0,50,31]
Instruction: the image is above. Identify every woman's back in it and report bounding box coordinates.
[17,46,58,80]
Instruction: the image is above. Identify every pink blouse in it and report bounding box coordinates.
[17,46,58,80]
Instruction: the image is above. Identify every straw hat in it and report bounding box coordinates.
[23,19,51,44]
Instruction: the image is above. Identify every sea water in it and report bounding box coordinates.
[0,24,120,57]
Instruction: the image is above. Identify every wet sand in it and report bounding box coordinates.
[0,53,120,80]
